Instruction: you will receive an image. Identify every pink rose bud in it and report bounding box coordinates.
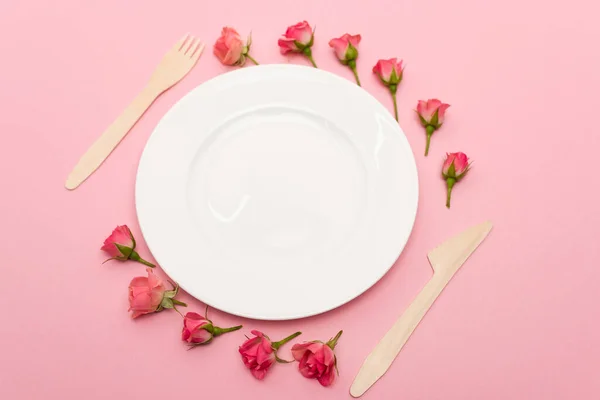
[329,34,362,86]
[239,330,302,380]
[182,309,242,347]
[128,268,186,318]
[213,27,259,66]
[291,330,342,387]
[101,225,155,267]
[278,21,318,68]
[416,99,451,156]
[373,58,404,121]
[373,58,403,86]
[442,152,470,208]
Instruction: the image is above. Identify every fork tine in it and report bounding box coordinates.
[190,42,205,62]
[184,37,200,55]
[185,38,201,57]
[174,33,190,51]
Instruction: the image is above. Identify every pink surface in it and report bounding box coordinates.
[1,0,599,399]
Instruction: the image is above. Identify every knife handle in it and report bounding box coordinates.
[65,85,160,190]
[350,272,452,397]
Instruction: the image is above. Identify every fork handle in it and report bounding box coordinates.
[65,85,160,190]
[350,272,452,397]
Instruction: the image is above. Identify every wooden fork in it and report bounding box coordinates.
[65,35,205,190]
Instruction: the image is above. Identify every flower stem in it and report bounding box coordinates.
[307,54,318,68]
[391,92,398,121]
[138,258,156,268]
[246,54,259,65]
[129,250,156,268]
[446,178,456,208]
[272,331,302,350]
[212,325,243,336]
[326,330,343,350]
[350,65,361,86]
[425,125,435,156]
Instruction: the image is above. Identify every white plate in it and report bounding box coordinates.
[136,65,418,320]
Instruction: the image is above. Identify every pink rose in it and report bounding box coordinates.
[239,330,302,380]
[442,152,471,208]
[373,58,404,121]
[279,21,313,51]
[416,99,451,156]
[329,34,361,63]
[101,225,155,267]
[278,21,318,67]
[239,330,276,380]
[182,310,242,347]
[329,33,361,64]
[213,27,258,66]
[373,58,404,86]
[329,34,362,85]
[213,27,245,65]
[182,312,213,344]
[417,99,450,126]
[291,330,342,387]
[128,268,186,318]
[128,268,166,318]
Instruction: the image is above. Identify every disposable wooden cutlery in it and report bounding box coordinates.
[65,35,205,190]
[350,220,493,397]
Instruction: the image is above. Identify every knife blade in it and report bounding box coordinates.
[350,220,493,397]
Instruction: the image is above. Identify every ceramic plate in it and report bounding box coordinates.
[136,65,418,320]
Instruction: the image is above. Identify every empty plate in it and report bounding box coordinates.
[136,65,418,320]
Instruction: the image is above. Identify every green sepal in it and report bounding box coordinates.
[275,355,294,363]
[345,43,358,62]
[246,32,252,51]
[202,323,215,335]
[160,297,175,309]
[235,54,247,66]
[163,281,179,299]
[130,230,137,250]
[115,244,134,260]
[294,40,307,51]
[307,29,315,47]
[326,330,343,350]
[446,161,456,178]
[187,337,214,349]
[430,109,439,127]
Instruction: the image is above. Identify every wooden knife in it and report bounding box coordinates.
[350,220,493,397]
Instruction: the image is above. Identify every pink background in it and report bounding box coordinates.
[1,0,599,399]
